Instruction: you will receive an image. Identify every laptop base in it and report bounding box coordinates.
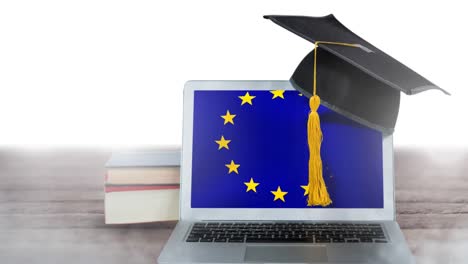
[158,220,414,264]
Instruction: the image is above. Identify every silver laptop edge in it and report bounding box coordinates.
[158,80,413,264]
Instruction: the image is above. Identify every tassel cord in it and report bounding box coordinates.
[307,41,359,207]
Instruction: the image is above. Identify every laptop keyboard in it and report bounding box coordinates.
[186,222,387,243]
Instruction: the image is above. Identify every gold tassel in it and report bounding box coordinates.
[307,95,331,206]
[306,41,358,207]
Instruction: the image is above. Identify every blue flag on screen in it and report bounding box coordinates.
[191,90,383,208]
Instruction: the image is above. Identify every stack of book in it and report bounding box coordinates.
[104,148,180,224]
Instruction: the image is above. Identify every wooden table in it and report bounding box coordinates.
[1,148,467,263]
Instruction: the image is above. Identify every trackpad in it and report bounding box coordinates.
[245,245,328,263]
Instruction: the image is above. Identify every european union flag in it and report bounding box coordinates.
[191,90,383,208]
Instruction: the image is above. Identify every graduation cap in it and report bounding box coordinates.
[264,14,449,207]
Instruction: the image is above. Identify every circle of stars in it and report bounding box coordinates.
[214,90,309,203]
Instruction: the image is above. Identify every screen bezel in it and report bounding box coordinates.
[180,80,395,221]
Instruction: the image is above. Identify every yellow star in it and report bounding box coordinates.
[301,185,309,196]
[225,160,240,174]
[298,93,303,96]
[271,186,288,202]
[221,110,236,125]
[270,90,285,99]
[239,92,256,105]
[215,135,231,150]
[244,178,259,193]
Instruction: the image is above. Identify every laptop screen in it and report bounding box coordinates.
[191,90,383,209]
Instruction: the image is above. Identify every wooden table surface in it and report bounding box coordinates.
[1,148,467,263]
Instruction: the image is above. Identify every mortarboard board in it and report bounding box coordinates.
[264,14,448,207]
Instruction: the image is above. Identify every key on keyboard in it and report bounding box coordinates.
[186,222,387,243]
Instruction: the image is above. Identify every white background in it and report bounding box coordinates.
[0,0,466,148]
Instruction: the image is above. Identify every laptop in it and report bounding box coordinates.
[158,80,414,264]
